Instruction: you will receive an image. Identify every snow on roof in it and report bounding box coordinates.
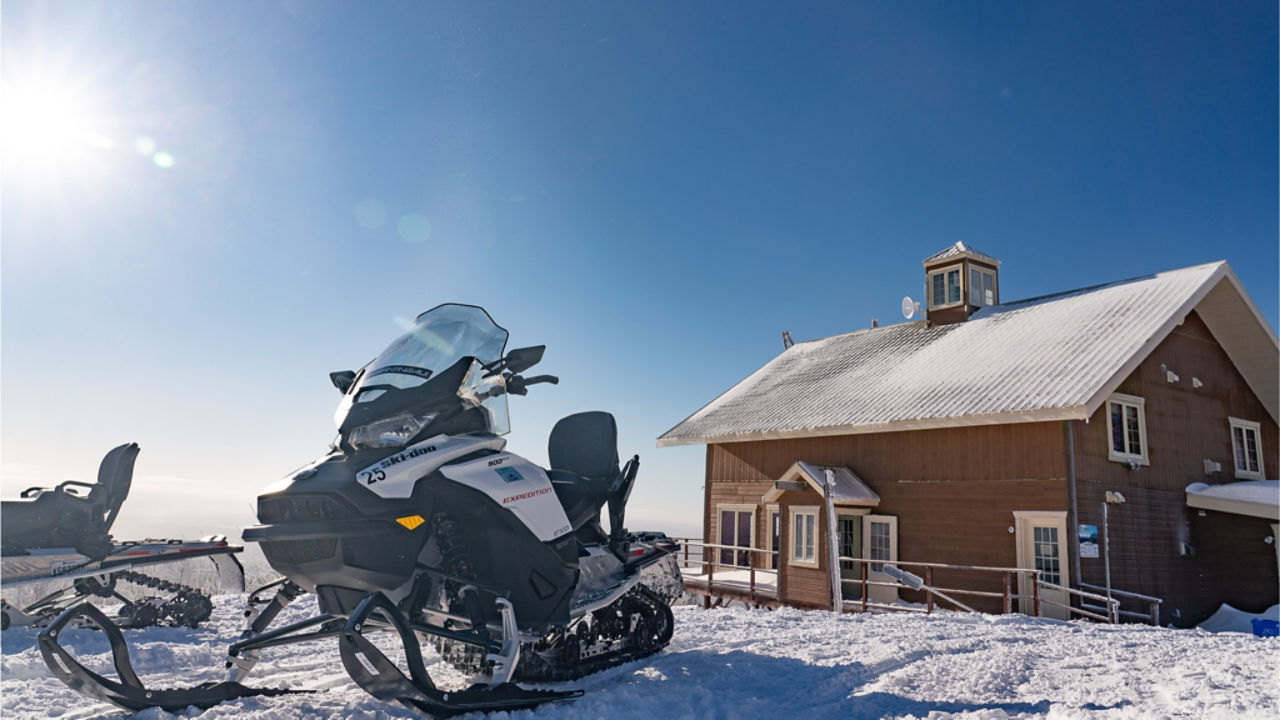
[1186,480,1279,520]
[660,261,1276,447]
[763,462,881,505]
[923,241,1000,267]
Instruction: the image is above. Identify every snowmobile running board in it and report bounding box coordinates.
[339,591,582,717]
[37,602,303,713]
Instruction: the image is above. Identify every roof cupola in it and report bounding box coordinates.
[923,242,1000,325]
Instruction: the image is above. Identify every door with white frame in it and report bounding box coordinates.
[717,505,755,568]
[862,515,898,604]
[837,513,864,600]
[1014,511,1069,620]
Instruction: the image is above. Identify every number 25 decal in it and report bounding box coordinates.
[360,468,387,485]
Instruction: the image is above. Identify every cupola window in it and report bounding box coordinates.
[929,267,963,308]
[970,268,997,306]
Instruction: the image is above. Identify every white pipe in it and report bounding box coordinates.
[824,469,842,611]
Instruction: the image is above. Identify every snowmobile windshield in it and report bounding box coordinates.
[335,304,509,428]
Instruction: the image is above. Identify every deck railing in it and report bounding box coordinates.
[675,539,779,604]
[673,538,1132,623]
[1078,581,1162,625]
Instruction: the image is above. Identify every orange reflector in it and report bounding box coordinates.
[396,515,425,531]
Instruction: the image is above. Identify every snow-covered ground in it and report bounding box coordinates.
[3,593,1277,719]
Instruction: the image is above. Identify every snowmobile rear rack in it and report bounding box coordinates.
[338,591,582,717]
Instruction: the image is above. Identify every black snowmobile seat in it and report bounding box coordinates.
[548,412,619,532]
[0,443,139,558]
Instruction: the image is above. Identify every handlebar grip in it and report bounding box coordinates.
[525,375,559,385]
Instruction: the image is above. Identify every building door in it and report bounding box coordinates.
[862,515,898,604]
[770,510,781,570]
[1015,513,1069,620]
[718,507,754,567]
[837,515,863,600]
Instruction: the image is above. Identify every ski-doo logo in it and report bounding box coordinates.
[495,467,523,483]
[359,445,437,485]
[502,487,551,504]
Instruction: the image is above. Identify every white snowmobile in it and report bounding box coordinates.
[39,303,682,717]
[1,443,246,630]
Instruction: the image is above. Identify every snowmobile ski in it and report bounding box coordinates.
[37,601,303,713]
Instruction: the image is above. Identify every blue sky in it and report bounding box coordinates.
[3,1,1276,540]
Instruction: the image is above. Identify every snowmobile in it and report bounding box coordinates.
[1,443,246,630]
[39,303,682,717]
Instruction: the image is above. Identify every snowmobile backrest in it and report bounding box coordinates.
[89,443,140,531]
[548,411,620,481]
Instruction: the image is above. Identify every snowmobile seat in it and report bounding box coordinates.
[0,443,139,558]
[547,412,619,532]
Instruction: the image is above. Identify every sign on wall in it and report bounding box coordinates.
[1079,524,1099,559]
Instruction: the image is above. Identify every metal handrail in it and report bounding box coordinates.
[1077,582,1161,603]
[674,538,1150,624]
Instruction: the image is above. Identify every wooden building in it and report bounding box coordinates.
[659,245,1278,625]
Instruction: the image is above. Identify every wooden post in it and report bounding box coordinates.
[749,566,756,604]
[1003,572,1012,615]
[1032,573,1041,617]
[925,567,934,614]
[1148,600,1159,626]
[860,562,868,612]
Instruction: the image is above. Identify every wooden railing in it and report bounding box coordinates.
[672,538,1135,623]
[834,556,1119,623]
[674,539,778,605]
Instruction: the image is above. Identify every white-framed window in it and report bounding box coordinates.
[790,506,819,568]
[716,504,755,568]
[1106,393,1148,465]
[928,266,963,308]
[969,267,997,306]
[1229,417,1265,480]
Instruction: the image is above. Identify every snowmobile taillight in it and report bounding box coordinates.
[348,412,436,450]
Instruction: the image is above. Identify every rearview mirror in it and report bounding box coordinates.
[504,345,545,375]
[330,370,357,394]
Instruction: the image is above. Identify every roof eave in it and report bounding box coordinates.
[1081,262,1278,422]
[655,406,1089,447]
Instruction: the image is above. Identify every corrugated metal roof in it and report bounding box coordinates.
[762,461,881,504]
[923,241,1000,267]
[660,262,1236,446]
[796,462,880,505]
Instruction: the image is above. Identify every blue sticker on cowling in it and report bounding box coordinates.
[496,467,524,483]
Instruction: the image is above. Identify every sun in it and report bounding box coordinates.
[2,80,115,172]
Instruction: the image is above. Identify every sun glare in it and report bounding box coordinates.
[2,81,115,171]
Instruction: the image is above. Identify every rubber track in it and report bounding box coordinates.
[111,570,214,628]
[515,585,675,683]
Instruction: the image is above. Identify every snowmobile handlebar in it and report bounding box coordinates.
[501,373,559,397]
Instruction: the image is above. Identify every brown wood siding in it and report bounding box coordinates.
[777,488,830,607]
[709,422,1065,486]
[707,423,1066,612]
[1071,310,1279,625]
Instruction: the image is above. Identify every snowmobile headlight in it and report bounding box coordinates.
[348,413,435,450]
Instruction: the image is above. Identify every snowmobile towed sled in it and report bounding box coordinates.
[2,443,246,630]
[39,303,682,716]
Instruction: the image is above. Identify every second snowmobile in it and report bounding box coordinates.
[39,303,681,716]
[2,443,245,630]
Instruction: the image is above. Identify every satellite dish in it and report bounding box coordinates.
[901,296,916,320]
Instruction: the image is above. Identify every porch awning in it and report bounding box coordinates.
[762,461,880,506]
[1185,480,1279,521]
